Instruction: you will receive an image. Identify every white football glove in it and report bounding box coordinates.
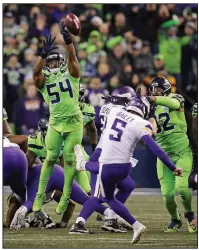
[10,205,27,230]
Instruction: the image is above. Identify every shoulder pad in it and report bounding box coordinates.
[29,133,38,139]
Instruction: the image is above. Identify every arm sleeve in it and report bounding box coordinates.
[156,96,180,110]
[141,135,176,171]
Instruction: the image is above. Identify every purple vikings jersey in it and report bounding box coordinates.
[99,106,152,164]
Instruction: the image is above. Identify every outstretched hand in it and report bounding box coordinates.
[40,34,58,59]
[59,21,72,45]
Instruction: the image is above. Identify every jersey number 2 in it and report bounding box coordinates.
[46,79,73,104]
[157,113,174,133]
[109,118,127,141]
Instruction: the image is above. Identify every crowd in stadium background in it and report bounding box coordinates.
[3,3,198,136]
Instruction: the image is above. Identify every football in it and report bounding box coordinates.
[65,13,81,36]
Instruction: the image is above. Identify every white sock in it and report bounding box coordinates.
[132,221,142,230]
[104,208,116,219]
[76,217,85,224]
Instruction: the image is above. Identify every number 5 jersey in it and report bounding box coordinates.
[154,93,190,156]
[39,65,83,132]
[98,106,152,164]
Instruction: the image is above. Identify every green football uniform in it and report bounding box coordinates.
[33,64,83,214]
[28,132,90,193]
[3,108,8,121]
[154,94,193,229]
[40,65,83,132]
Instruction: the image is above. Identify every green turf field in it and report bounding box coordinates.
[3,194,197,249]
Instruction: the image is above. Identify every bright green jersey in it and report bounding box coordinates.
[155,93,190,155]
[80,103,95,126]
[39,65,83,132]
[28,132,62,163]
[3,108,7,121]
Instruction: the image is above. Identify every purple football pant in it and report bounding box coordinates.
[79,163,136,225]
[3,147,28,201]
[24,164,107,214]
[89,148,135,203]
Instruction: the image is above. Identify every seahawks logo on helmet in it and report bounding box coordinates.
[45,52,66,73]
[150,77,171,96]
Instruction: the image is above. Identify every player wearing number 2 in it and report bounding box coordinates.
[33,22,83,215]
[148,77,196,233]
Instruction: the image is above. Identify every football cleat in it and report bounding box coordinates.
[74,145,86,171]
[185,212,197,233]
[101,219,127,233]
[10,205,27,230]
[115,215,134,230]
[55,222,67,228]
[33,193,46,212]
[69,221,89,234]
[44,216,56,229]
[131,223,147,244]
[187,221,197,233]
[164,219,182,233]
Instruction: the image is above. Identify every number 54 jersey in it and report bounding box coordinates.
[40,66,83,132]
[154,93,190,156]
[99,107,152,164]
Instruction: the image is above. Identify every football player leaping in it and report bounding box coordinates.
[33,22,83,215]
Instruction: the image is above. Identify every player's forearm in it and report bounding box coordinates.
[148,118,157,136]
[141,135,176,171]
[33,56,45,78]
[66,43,80,78]
[152,96,180,110]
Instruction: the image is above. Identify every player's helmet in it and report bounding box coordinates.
[79,84,85,102]
[126,96,147,118]
[45,52,65,73]
[150,77,171,96]
[111,86,136,106]
[38,117,49,136]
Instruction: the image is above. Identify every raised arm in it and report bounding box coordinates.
[148,95,184,111]
[59,22,80,79]
[141,134,182,176]
[33,34,58,89]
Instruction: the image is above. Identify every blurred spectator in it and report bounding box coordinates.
[181,21,197,92]
[78,43,97,77]
[3,54,25,119]
[107,38,132,75]
[158,20,192,88]
[85,77,109,134]
[131,40,153,79]
[13,85,44,135]
[86,30,105,66]
[23,48,36,77]
[52,4,70,23]
[131,73,141,89]
[4,12,19,37]
[110,12,130,36]
[29,14,50,39]
[119,64,133,86]
[97,62,111,85]
[107,75,120,93]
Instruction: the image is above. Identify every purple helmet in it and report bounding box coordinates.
[126,96,147,118]
[111,86,136,100]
